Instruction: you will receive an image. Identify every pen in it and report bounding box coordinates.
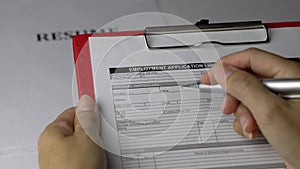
[182,78,300,99]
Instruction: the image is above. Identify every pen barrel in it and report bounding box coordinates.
[262,78,300,98]
[197,78,300,99]
[198,84,224,93]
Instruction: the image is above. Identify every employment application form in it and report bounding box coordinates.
[87,30,298,168]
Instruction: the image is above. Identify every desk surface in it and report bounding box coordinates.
[1,0,300,168]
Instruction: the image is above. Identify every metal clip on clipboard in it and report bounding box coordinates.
[144,19,269,49]
[144,20,300,98]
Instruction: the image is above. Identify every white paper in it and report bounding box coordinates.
[89,27,300,169]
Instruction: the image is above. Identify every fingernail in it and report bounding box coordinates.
[243,125,253,140]
[221,100,226,112]
[247,132,253,140]
[77,95,97,113]
[239,116,253,140]
[213,62,234,87]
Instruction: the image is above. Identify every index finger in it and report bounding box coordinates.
[201,48,300,84]
[222,48,300,77]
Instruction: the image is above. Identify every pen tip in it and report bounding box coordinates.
[181,83,197,88]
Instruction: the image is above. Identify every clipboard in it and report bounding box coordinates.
[72,20,300,169]
[73,20,300,99]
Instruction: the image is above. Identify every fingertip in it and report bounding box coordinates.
[201,64,221,85]
[74,95,101,143]
[239,112,256,133]
[234,103,258,140]
[222,94,239,114]
[233,119,243,136]
[76,95,97,113]
[200,72,211,84]
[251,126,259,139]
[75,95,100,131]
[244,116,257,133]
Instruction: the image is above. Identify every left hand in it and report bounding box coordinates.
[38,95,107,169]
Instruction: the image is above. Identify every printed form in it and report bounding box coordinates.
[88,35,287,169]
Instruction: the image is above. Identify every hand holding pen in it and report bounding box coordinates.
[200,48,300,169]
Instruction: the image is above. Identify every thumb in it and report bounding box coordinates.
[75,95,102,144]
[211,62,285,124]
